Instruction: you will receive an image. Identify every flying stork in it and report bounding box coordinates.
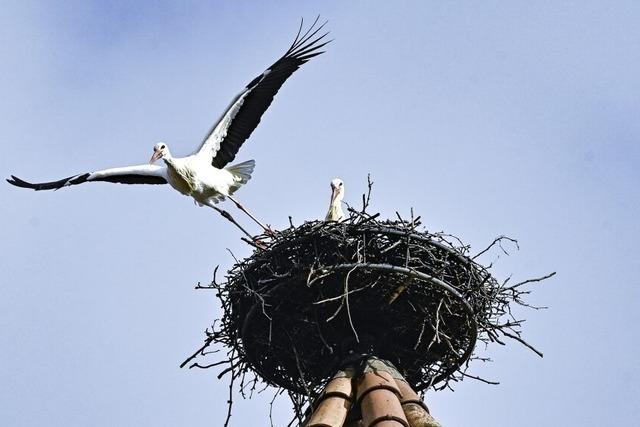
[7,18,330,241]
[325,178,345,221]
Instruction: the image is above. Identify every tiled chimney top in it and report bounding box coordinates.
[305,357,441,427]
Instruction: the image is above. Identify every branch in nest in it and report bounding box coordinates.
[361,173,374,213]
[461,371,500,385]
[501,331,544,358]
[180,337,214,368]
[505,272,557,290]
[473,235,520,260]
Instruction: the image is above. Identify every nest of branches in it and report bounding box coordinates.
[184,205,554,418]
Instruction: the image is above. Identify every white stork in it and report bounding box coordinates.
[325,178,345,221]
[7,18,330,241]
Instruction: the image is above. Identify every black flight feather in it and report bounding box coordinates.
[209,17,331,169]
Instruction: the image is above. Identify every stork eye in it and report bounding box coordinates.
[339,182,343,187]
[160,144,166,149]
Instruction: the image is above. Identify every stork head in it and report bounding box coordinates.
[330,178,345,205]
[149,142,171,164]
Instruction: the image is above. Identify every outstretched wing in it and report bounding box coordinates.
[7,164,168,191]
[195,17,330,169]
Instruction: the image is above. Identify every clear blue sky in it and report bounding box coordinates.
[2,1,639,426]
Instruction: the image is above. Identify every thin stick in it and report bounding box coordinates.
[180,337,213,368]
[502,331,544,357]
[505,272,557,290]
[473,235,519,260]
[223,351,237,427]
[461,372,500,385]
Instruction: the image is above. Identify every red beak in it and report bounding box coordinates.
[330,185,338,204]
[149,150,163,164]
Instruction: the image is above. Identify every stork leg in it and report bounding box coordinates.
[205,202,253,239]
[226,195,275,236]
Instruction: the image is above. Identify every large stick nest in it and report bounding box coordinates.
[233,218,480,394]
[184,208,553,409]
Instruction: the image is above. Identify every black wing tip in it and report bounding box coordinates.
[7,175,34,189]
[286,16,331,61]
[6,173,90,191]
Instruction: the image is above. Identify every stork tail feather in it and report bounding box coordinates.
[226,159,255,185]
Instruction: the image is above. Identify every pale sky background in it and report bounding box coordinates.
[1,1,639,426]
